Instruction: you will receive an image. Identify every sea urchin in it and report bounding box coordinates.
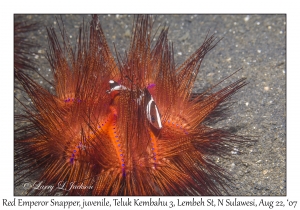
[14,15,250,196]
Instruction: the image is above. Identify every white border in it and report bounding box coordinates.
[1,1,298,209]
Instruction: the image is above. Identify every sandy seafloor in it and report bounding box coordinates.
[14,14,286,196]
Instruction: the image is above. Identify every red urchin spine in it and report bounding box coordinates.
[15,15,252,196]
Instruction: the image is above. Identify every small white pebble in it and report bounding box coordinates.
[244,15,250,22]
[257,49,261,53]
[279,31,283,34]
[53,21,57,25]
[245,102,249,106]
[178,52,182,55]
[268,26,272,30]
[264,86,269,91]
[256,22,260,25]
[231,148,238,155]
[34,55,39,59]
[70,35,72,38]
